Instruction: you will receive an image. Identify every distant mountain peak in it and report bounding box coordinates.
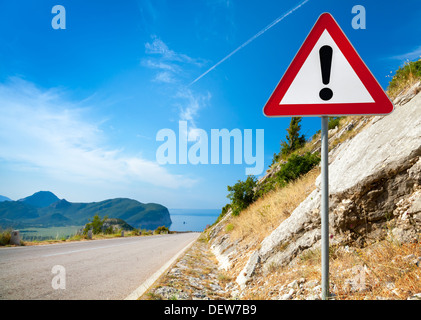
[0,192,171,230]
[51,199,71,209]
[0,195,12,202]
[19,191,60,208]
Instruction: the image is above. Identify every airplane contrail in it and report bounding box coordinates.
[189,0,310,86]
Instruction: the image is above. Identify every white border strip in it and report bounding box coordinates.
[124,234,199,300]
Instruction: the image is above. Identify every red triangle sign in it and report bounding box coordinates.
[263,13,394,117]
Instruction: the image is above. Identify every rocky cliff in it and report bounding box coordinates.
[207,84,421,299]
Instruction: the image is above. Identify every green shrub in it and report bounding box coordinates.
[221,203,231,215]
[276,152,320,186]
[142,229,152,235]
[104,226,114,235]
[83,214,108,235]
[154,226,169,234]
[256,152,320,199]
[254,178,277,199]
[0,229,12,246]
[225,224,234,232]
[328,117,344,130]
[227,175,258,216]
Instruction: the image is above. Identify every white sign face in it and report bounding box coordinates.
[280,30,374,105]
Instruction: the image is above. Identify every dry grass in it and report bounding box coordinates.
[330,239,421,300]
[229,167,320,244]
[387,71,419,101]
[335,240,421,300]
[242,238,421,300]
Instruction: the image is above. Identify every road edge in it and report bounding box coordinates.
[124,233,200,300]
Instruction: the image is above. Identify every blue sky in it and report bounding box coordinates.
[0,0,420,209]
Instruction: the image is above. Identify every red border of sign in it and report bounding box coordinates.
[263,13,394,117]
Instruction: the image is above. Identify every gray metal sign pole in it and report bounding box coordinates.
[321,116,329,300]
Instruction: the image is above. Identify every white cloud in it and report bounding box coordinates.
[142,36,211,128]
[142,36,206,84]
[0,78,196,190]
[141,59,178,72]
[154,71,176,83]
[176,88,212,129]
[145,36,202,66]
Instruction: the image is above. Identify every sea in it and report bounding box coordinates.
[169,209,221,232]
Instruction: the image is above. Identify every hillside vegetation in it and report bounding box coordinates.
[219,58,421,232]
[387,59,421,100]
[143,59,421,301]
[207,59,421,300]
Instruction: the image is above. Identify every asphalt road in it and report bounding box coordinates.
[0,232,199,300]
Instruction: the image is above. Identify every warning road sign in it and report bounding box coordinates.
[263,13,394,117]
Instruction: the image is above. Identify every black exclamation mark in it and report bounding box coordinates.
[319,45,333,101]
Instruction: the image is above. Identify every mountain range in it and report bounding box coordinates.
[0,195,11,202]
[0,191,171,230]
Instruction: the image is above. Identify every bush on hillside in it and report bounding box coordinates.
[276,152,320,186]
[221,203,231,215]
[387,59,421,98]
[328,117,345,130]
[226,118,319,217]
[256,152,320,198]
[227,175,258,216]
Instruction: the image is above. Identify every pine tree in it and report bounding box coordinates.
[280,117,306,157]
